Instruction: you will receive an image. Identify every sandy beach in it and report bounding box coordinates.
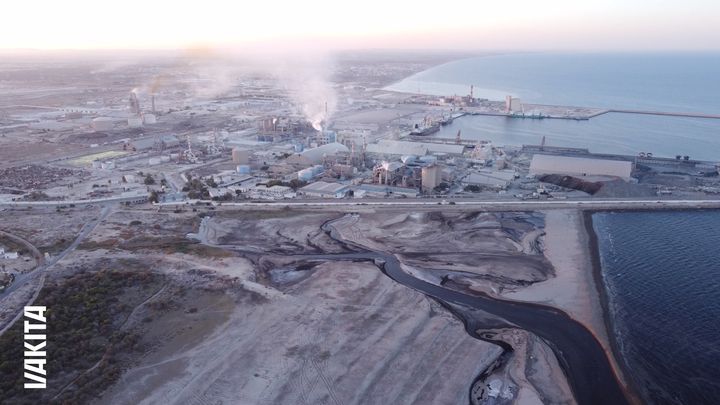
[504,209,638,402]
[504,210,608,344]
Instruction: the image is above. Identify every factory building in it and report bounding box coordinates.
[373,161,404,185]
[129,135,180,151]
[286,142,349,166]
[248,185,295,199]
[529,154,633,180]
[353,184,419,198]
[297,165,325,181]
[299,181,349,198]
[316,130,337,145]
[365,140,465,157]
[505,96,523,113]
[366,141,427,156]
[421,164,442,192]
[92,117,116,132]
[231,148,250,164]
[462,171,517,189]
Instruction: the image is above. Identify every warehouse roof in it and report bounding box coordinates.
[366,140,465,156]
[299,181,350,196]
[299,142,349,164]
[530,154,633,180]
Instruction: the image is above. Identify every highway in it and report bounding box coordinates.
[159,197,720,211]
[3,194,720,213]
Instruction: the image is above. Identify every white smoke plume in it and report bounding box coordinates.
[118,46,338,129]
[182,47,338,130]
[271,53,338,131]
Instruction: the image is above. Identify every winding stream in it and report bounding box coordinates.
[316,216,629,405]
[200,214,629,405]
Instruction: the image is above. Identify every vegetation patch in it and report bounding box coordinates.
[0,268,164,404]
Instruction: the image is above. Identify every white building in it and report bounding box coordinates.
[354,184,419,198]
[463,171,517,189]
[286,142,350,166]
[529,154,633,180]
[299,181,350,198]
[421,165,442,191]
[0,248,19,259]
[365,140,465,157]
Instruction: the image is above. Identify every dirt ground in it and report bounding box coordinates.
[0,207,596,404]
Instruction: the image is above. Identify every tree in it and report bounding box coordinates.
[148,191,159,203]
[144,174,156,185]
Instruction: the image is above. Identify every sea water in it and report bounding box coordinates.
[387,53,720,160]
[593,211,720,404]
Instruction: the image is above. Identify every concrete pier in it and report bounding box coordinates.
[605,109,720,120]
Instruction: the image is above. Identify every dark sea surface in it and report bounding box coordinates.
[592,211,720,404]
[386,53,720,160]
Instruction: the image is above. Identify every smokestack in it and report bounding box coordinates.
[151,94,156,113]
[129,91,141,116]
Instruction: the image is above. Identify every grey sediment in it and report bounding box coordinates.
[319,215,630,405]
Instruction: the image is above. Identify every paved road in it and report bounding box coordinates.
[0,194,146,208]
[4,193,720,212]
[160,197,720,211]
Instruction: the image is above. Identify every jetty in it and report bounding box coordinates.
[604,109,720,120]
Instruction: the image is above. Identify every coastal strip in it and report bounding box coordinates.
[583,210,643,405]
[320,217,630,405]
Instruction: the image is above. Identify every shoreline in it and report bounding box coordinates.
[582,210,643,405]
[500,209,639,404]
[382,52,514,97]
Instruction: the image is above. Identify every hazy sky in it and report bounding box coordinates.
[2,0,719,51]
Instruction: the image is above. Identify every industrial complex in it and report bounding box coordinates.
[1,50,719,405]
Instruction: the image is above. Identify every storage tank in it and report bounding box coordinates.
[128,117,143,128]
[143,114,157,124]
[236,165,251,174]
[148,157,161,166]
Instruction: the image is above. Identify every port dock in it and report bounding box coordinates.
[604,109,720,120]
